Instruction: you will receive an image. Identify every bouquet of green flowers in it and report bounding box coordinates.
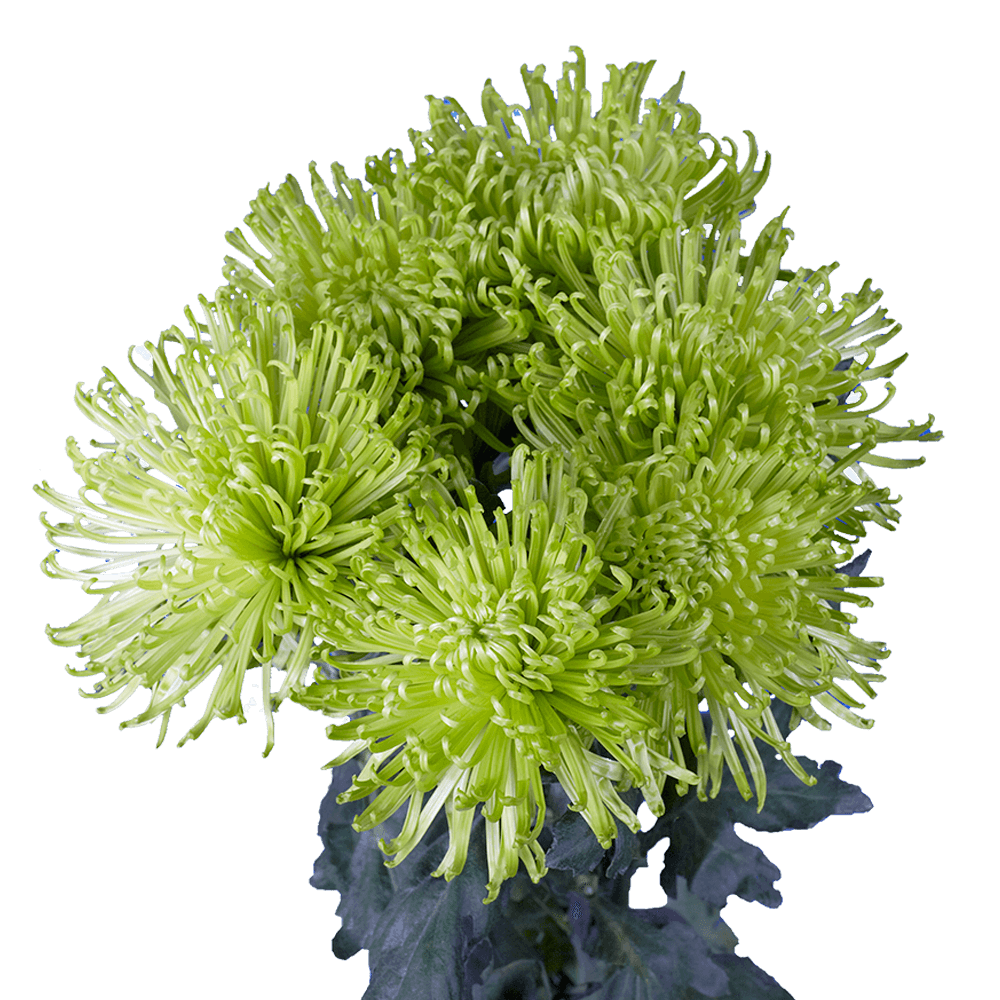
[36,46,941,998]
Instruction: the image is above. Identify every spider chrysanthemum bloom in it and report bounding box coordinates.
[217,46,767,488]
[505,199,942,804]
[36,292,439,754]
[293,446,712,903]
[580,446,894,805]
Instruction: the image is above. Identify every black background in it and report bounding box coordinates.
[24,37,952,1000]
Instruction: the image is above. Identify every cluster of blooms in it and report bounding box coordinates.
[37,47,939,904]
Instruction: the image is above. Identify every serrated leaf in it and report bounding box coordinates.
[648,705,872,927]
[319,736,655,992]
[663,876,740,955]
[710,954,796,999]
[587,897,730,999]
[729,754,875,833]
[312,759,407,959]
[571,888,794,999]
[363,813,500,1000]
[704,825,781,910]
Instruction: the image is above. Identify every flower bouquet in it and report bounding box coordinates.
[36,46,941,998]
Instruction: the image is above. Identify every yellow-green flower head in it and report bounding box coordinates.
[293,446,711,903]
[581,444,894,806]
[36,292,438,755]
[218,45,768,476]
[485,156,941,809]
[512,204,937,476]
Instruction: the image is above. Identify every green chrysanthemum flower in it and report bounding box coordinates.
[217,46,767,485]
[582,444,892,805]
[36,292,438,754]
[498,200,941,804]
[294,446,711,903]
